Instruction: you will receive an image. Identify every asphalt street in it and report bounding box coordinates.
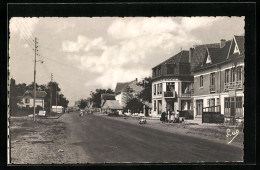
[61,112,243,163]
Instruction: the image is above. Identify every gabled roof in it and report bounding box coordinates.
[153,50,189,69]
[194,37,244,72]
[101,94,116,106]
[234,35,244,54]
[102,100,123,110]
[115,80,142,94]
[191,43,220,69]
[23,90,47,98]
[101,94,116,100]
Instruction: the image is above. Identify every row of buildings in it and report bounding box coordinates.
[151,35,244,122]
[83,35,244,123]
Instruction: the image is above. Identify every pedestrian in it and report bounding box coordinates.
[161,111,166,123]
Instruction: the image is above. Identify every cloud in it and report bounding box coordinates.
[62,35,107,53]
[181,17,223,32]
[64,17,223,90]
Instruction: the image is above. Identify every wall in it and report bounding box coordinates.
[151,78,189,117]
[115,93,122,106]
[193,60,244,117]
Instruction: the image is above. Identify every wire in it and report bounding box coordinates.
[14,21,35,50]
[15,19,35,45]
[20,19,35,41]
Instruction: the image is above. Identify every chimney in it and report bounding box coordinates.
[189,47,194,64]
[220,39,226,48]
[135,78,138,82]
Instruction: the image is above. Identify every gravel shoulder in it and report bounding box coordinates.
[94,113,244,148]
[9,115,89,164]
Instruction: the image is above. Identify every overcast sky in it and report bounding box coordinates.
[9,17,244,106]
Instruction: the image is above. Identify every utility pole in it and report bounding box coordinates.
[50,73,53,115]
[56,83,58,113]
[33,37,38,121]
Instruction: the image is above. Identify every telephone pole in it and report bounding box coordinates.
[33,37,38,121]
[50,73,53,114]
[56,83,58,113]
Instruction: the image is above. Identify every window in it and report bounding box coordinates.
[167,64,175,74]
[158,83,162,94]
[210,99,215,107]
[217,98,220,105]
[236,97,243,108]
[206,54,212,64]
[166,82,175,92]
[181,100,191,111]
[237,66,242,81]
[25,99,30,104]
[231,68,236,82]
[225,69,230,83]
[210,72,215,91]
[153,100,156,111]
[153,84,156,95]
[224,98,230,108]
[224,97,243,117]
[200,75,203,87]
[157,84,162,95]
[210,73,215,86]
[158,66,161,76]
[182,82,191,94]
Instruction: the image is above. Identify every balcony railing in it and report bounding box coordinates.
[180,93,191,98]
[164,91,175,98]
[224,81,243,91]
[210,85,215,92]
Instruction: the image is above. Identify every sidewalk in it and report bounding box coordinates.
[93,112,243,148]
[10,113,64,120]
[9,114,87,164]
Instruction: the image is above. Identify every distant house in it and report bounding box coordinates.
[114,79,143,107]
[52,106,64,113]
[101,93,116,106]
[18,90,47,109]
[75,100,80,107]
[101,100,123,114]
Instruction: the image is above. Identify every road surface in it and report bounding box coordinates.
[60,112,243,163]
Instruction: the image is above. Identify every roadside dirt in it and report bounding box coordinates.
[9,116,88,164]
[96,113,244,148]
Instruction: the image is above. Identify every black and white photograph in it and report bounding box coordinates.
[8,16,247,164]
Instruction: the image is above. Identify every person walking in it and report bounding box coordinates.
[161,111,166,123]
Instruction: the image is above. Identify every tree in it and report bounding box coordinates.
[90,88,114,108]
[122,85,134,107]
[16,83,27,96]
[125,98,143,114]
[78,99,88,109]
[137,77,152,103]
[58,93,69,108]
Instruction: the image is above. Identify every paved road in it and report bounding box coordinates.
[60,112,243,163]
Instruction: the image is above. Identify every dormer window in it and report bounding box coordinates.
[206,54,212,64]
[233,45,239,54]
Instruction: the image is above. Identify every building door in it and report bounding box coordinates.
[166,99,174,111]
[157,100,162,115]
[230,97,235,117]
[196,100,203,116]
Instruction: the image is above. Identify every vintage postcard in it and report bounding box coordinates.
[8,16,245,164]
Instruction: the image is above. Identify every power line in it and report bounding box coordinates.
[14,21,35,49]
[20,19,35,41]
[15,19,34,44]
